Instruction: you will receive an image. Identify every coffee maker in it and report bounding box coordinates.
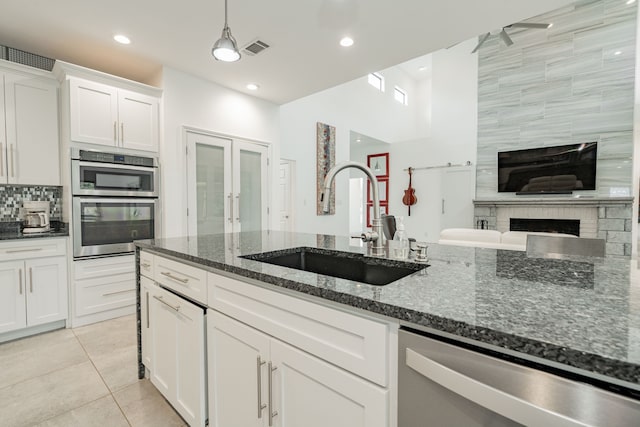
[20,201,51,234]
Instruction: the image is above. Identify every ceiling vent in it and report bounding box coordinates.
[0,45,55,71]
[242,39,270,56]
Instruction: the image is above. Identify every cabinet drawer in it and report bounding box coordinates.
[74,254,135,280]
[75,272,136,316]
[0,238,66,261]
[154,256,207,305]
[208,272,390,387]
[139,251,154,279]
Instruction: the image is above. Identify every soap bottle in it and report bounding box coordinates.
[392,216,409,259]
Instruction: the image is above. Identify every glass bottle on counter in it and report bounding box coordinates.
[392,216,409,259]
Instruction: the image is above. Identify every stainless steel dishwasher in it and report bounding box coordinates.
[398,327,640,427]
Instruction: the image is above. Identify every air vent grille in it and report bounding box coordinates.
[1,45,55,71]
[242,39,270,56]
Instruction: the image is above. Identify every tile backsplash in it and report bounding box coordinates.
[0,185,63,221]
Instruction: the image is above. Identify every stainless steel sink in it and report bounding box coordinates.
[241,247,428,286]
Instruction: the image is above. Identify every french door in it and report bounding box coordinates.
[186,130,269,236]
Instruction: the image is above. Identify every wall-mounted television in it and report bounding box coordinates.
[497,142,597,194]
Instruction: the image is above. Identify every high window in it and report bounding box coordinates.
[367,73,384,91]
[394,86,407,105]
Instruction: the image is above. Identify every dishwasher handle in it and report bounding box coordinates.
[406,348,588,427]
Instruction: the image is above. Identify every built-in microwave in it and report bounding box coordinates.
[71,148,159,197]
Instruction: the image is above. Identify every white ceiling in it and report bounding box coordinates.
[0,0,573,105]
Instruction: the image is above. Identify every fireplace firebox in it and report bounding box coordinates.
[510,218,580,236]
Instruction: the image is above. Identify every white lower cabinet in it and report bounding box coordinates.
[150,285,206,427]
[208,311,388,427]
[0,256,67,335]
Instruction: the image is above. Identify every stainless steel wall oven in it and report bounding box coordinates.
[71,149,159,258]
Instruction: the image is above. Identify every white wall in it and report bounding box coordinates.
[279,61,429,236]
[280,39,478,242]
[161,66,280,238]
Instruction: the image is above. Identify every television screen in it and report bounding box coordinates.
[497,142,597,193]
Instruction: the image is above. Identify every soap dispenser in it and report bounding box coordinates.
[392,216,409,259]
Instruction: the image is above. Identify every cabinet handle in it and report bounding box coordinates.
[442,198,445,214]
[6,248,42,254]
[9,144,14,178]
[235,194,241,222]
[121,123,124,144]
[257,356,267,418]
[160,271,189,284]
[0,142,4,176]
[228,193,233,223]
[114,121,117,143]
[268,362,278,426]
[102,289,134,297]
[18,268,23,295]
[153,295,180,312]
[141,262,151,268]
[145,291,150,328]
[29,267,33,293]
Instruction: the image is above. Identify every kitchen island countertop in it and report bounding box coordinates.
[135,230,640,394]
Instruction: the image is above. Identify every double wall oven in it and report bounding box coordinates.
[71,148,159,258]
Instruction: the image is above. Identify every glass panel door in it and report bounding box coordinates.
[234,140,268,233]
[186,131,232,236]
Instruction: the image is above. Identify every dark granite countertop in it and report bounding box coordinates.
[0,221,69,240]
[135,231,640,393]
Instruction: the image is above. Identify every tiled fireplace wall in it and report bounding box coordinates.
[474,200,632,256]
[475,0,637,199]
[0,185,63,222]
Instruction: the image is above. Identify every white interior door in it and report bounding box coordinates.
[234,140,269,233]
[441,168,475,230]
[186,131,232,236]
[279,160,294,232]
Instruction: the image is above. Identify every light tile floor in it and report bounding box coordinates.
[0,315,186,427]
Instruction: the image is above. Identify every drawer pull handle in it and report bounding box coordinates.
[268,362,278,426]
[103,289,134,297]
[141,262,152,268]
[153,295,180,312]
[257,356,267,418]
[6,248,43,254]
[160,271,189,284]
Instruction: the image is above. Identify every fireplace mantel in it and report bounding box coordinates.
[473,197,633,207]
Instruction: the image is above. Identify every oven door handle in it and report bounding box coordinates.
[74,160,157,172]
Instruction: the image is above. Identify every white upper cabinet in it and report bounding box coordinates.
[0,66,60,185]
[69,77,159,152]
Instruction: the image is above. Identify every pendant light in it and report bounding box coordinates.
[212,0,241,62]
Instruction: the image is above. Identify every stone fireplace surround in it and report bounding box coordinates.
[473,198,633,257]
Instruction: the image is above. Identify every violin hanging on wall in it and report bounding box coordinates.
[402,167,417,216]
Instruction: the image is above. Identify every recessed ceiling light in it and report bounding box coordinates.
[340,37,354,47]
[626,0,635,5]
[113,34,131,45]
[418,66,427,71]
[246,83,259,90]
[615,50,622,55]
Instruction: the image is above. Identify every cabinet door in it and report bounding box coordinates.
[140,277,156,370]
[270,339,388,427]
[208,311,270,427]
[118,89,158,152]
[0,73,7,183]
[25,257,68,327]
[4,73,59,185]
[0,261,27,334]
[69,78,118,147]
[150,286,206,427]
